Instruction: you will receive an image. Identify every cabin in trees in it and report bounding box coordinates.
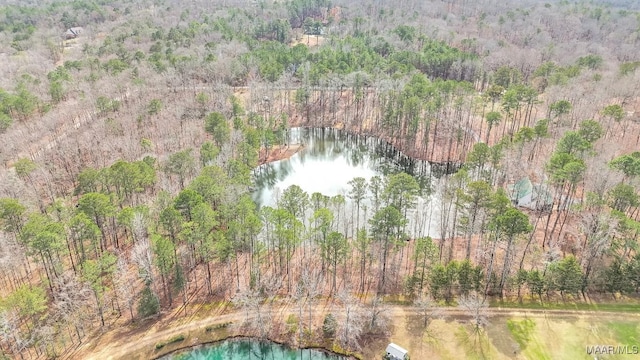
[63,27,83,40]
[507,177,553,211]
[385,343,409,360]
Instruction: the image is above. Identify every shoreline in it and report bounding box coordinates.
[283,124,465,167]
[259,143,305,165]
[289,117,469,165]
[259,126,464,168]
[154,335,359,360]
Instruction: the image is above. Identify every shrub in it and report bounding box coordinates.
[205,322,232,332]
[286,314,298,334]
[322,313,337,338]
[155,334,185,350]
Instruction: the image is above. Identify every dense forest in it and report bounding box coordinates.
[0,0,640,358]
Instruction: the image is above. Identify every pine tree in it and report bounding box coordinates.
[137,284,160,318]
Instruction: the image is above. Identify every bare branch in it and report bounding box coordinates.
[458,292,489,331]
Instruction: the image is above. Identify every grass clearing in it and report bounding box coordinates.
[606,321,640,345]
[455,325,500,360]
[506,318,550,360]
[507,318,535,347]
[388,311,640,360]
[550,318,603,360]
[491,300,640,313]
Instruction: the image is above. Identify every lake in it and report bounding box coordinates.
[252,127,450,238]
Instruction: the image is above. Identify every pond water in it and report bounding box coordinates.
[252,127,452,238]
[163,338,347,359]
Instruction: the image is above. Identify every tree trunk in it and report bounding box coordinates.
[499,237,514,298]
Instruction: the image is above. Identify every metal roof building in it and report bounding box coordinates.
[385,343,409,360]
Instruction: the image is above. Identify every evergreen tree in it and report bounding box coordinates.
[137,284,160,318]
[547,255,583,299]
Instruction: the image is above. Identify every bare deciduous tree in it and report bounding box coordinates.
[114,254,139,320]
[336,290,365,350]
[51,271,93,343]
[33,323,57,358]
[131,238,154,285]
[414,295,443,328]
[131,212,148,244]
[458,293,489,332]
[0,232,27,292]
[233,288,271,338]
[366,296,390,335]
[295,266,323,345]
[0,310,29,359]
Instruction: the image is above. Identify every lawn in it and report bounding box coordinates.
[489,299,640,313]
[389,312,640,360]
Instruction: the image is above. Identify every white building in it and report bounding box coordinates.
[385,343,409,360]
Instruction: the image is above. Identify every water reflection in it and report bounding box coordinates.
[164,338,346,359]
[252,127,452,237]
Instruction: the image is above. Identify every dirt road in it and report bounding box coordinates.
[73,302,640,360]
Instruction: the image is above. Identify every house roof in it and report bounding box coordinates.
[531,184,553,205]
[507,177,533,201]
[507,177,554,209]
[63,27,83,38]
[386,343,408,358]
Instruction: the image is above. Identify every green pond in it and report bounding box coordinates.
[163,338,347,359]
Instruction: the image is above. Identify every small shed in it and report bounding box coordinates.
[385,343,409,360]
[507,177,553,211]
[63,27,83,40]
